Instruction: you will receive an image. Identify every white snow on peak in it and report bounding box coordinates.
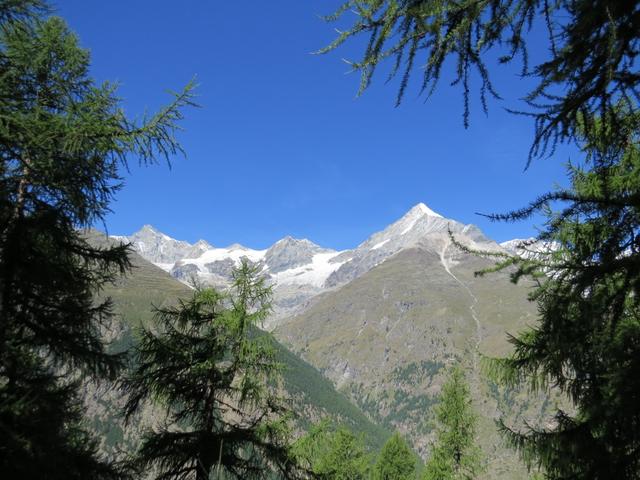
[399,203,444,235]
[370,239,390,251]
[133,225,190,247]
[415,202,443,218]
[155,262,175,273]
[270,251,345,288]
[227,243,250,251]
[400,223,415,235]
[500,238,559,259]
[179,246,267,271]
[500,238,536,252]
[193,239,213,248]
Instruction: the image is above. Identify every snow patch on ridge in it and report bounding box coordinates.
[370,239,390,251]
[178,246,267,272]
[400,223,416,235]
[155,263,175,273]
[271,252,345,288]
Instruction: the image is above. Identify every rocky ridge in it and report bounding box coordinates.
[114,203,510,327]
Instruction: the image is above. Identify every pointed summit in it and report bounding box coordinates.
[409,202,443,219]
[391,202,447,237]
[140,224,160,233]
[193,239,213,249]
[126,225,197,264]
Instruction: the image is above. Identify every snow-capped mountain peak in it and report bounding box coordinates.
[116,202,505,327]
[272,236,321,249]
[413,202,443,218]
[355,202,451,251]
[266,236,335,274]
[324,203,499,288]
[193,239,214,249]
[127,225,194,264]
[227,243,251,251]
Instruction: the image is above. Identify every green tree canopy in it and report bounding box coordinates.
[292,420,371,479]
[423,366,483,480]
[373,431,417,480]
[0,2,194,476]
[122,260,298,480]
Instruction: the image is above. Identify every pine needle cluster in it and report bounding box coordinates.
[321,0,639,161]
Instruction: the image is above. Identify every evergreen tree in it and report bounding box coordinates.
[373,432,417,480]
[320,0,639,160]
[423,366,483,480]
[292,420,371,479]
[0,2,195,477]
[480,110,640,478]
[122,260,299,479]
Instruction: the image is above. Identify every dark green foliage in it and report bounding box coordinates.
[481,111,640,478]
[423,366,483,480]
[373,432,417,480]
[383,391,437,433]
[391,360,444,384]
[123,261,300,480]
[292,420,371,479]
[0,0,47,24]
[0,2,194,477]
[321,0,640,159]
[0,349,129,479]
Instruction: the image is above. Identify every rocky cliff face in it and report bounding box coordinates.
[264,236,332,273]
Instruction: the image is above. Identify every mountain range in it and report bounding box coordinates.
[115,203,510,327]
[109,203,551,479]
[84,231,391,459]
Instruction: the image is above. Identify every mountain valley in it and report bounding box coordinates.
[105,203,554,479]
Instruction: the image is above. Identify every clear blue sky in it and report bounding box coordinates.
[55,1,575,250]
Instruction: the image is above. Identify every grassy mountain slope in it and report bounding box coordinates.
[85,232,390,455]
[276,244,551,479]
